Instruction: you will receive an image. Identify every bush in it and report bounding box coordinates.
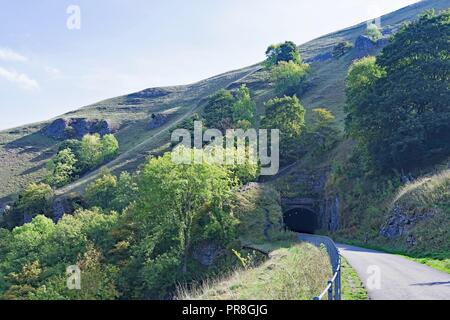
[261,96,305,155]
[332,41,353,58]
[1,183,54,228]
[365,23,382,41]
[232,85,256,126]
[46,134,119,187]
[84,169,138,212]
[46,148,77,187]
[271,61,309,96]
[265,41,301,68]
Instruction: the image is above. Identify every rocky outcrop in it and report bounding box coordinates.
[148,113,170,130]
[192,243,220,267]
[305,51,333,63]
[42,118,117,140]
[320,196,340,232]
[127,88,170,100]
[379,204,435,239]
[354,35,390,58]
[51,199,71,222]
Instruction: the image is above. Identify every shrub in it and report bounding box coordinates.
[265,41,301,68]
[271,61,309,96]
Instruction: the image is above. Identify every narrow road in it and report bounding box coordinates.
[337,243,450,300]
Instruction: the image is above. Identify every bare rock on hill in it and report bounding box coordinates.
[192,242,220,266]
[42,118,117,140]
[305,51,333,63]
[147,113,170,130]
[379,204,435,239]
[354,35,390,58]
[127,88,171,99]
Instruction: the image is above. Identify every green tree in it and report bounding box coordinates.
[0,209,118,300]
[84,169,137,212]
[76,134,119,173]
[136,153,234,273]
[345,56,386,144]
[232,85,256,126]
[365,23,382,41]
[5,183,55,228]
[110,172,138,212]
[78,134,103,171]
[84,168,118,210]
[100,134,119,162]
[203,89,235,131]
[312,108,336,129]
[271,61,310,96]
[265,41,301,67]
[46,148,77,187]
[346,11,450,171]
[261,96,306,151]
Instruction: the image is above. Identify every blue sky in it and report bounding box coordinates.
[0,0,419,130]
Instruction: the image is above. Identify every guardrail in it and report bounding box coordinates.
[298,234,341,300]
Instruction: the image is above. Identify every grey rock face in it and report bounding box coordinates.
[192,243,220,266]
[148,113,170,130]
[354,35,389,58]
[320,196,340,232]
[127,88,170,99]
[42,118,116,140]
[43,118,69,140]
[380,205,434,239]
[305,51,333,63]
[51,199,70,222]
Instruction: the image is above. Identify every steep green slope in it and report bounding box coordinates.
[0,0,447,208]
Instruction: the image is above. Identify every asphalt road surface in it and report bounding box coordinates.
[337,243,450,300]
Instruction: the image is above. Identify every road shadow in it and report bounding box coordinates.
[411,281,450,287]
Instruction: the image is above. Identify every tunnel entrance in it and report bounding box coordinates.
[283,207,319,234]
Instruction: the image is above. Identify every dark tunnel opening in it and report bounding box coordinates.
[283,207,319,234]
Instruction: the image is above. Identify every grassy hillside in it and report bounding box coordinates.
[1,0,447,209]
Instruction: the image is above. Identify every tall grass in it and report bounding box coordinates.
[176,242,331,300]
[391,170,450,210]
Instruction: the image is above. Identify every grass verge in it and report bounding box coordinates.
[341,257,369,300]
[177,241,331,300]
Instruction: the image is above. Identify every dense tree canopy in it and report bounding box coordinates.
[84,169,138,212]
[203,89,235,131]
[47,134,119,187]
[46,148,77,187]
[118,149,253,298]
[203,86,257,131]
[345,10,450,171]
[0,210,119,300]
[261,96,305,154]
[232,85,256,128]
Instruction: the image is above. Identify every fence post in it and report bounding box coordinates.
[335,270,340,300]
[328,281,333,300]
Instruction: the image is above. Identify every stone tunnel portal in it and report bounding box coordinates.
[283,207,319,234]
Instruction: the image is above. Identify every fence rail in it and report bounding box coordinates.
[298,234,341,300]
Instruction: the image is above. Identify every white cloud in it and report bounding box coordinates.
[0,48,28,62]
[44,66,62,77]
[0,66,40,91]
